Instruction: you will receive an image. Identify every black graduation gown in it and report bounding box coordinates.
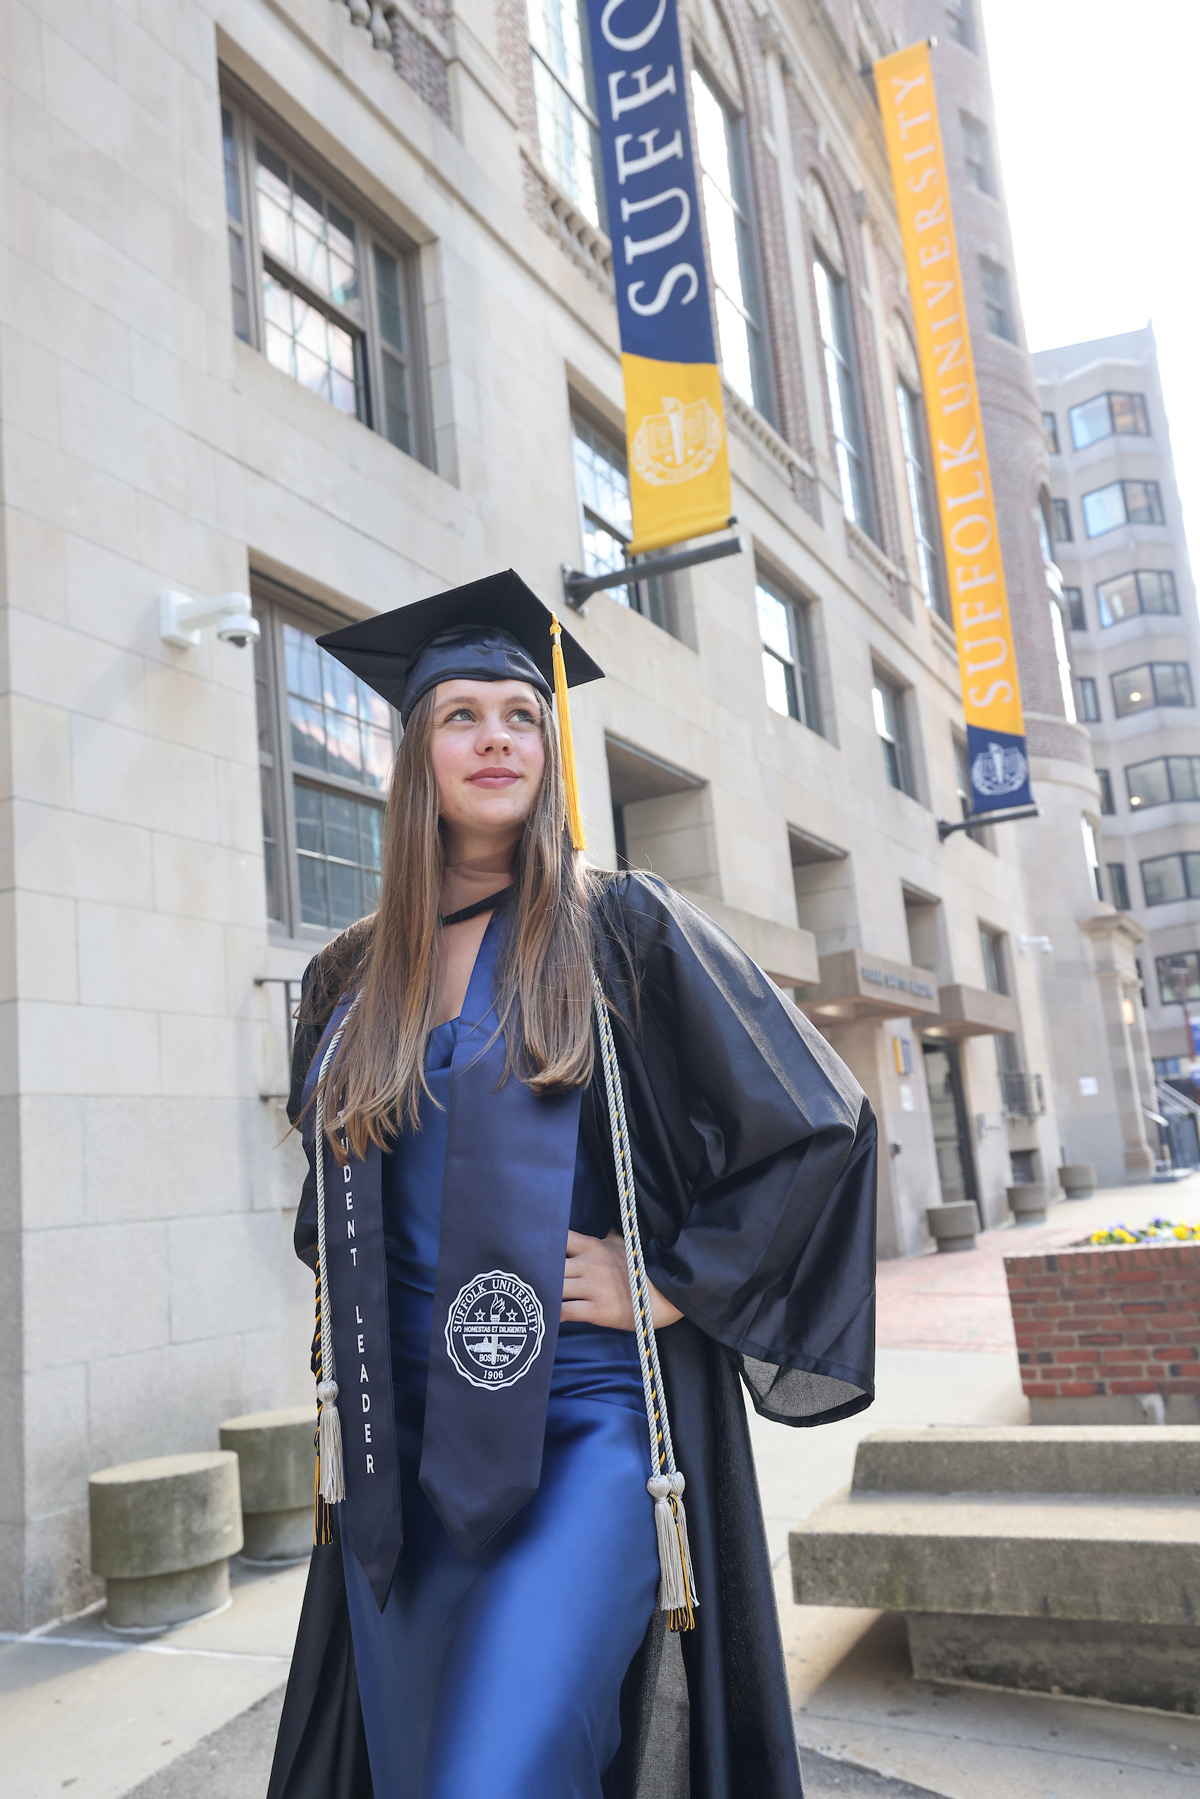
[267,871,877,1799]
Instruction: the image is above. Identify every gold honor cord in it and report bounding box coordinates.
[593,973,696,1629]
[550,613,586,853]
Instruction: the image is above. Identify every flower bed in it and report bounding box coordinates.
[1088,1217,1200,1246]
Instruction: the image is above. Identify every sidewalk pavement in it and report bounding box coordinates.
[2,1180,1197,1797]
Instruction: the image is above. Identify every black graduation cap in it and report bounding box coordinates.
[317,569,603,848]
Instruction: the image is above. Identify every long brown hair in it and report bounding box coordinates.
[316,685,597,1157]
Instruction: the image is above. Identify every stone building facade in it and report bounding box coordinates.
[1036,327,1200,1085]
[0,0,1134,1628]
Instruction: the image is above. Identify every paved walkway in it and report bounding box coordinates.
[2,1180,1197,1797]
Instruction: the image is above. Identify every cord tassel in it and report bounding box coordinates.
[550,612,586,852]
[317,1378,346,1504]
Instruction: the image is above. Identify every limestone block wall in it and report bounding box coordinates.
[1006,1241,1200,1422]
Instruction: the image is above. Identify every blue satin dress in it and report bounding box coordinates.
[340,1015,660,1799]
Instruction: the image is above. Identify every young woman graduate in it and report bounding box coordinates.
[266,569,877,1799]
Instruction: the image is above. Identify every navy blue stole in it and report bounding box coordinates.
[302,1004,403,1608]
[302,911,583,1599]
[418,913,582,1558]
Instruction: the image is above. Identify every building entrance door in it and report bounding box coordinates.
[922,1041,980,1222]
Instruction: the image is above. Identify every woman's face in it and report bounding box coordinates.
[429,678,546,844]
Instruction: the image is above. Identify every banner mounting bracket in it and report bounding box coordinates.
[938,806,1039,842]
[562,531,746,612]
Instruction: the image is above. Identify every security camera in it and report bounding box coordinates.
[216,612,261,648]
[160,590,259,650]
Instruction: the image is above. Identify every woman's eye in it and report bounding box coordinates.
[510,709,536,724]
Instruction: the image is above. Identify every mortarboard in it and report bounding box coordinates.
[318,570,603,851]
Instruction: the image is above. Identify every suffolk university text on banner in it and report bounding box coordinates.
[874,42,1031,815]
[585,0,731,555]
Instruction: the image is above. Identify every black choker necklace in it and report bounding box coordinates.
[438,886,514,928]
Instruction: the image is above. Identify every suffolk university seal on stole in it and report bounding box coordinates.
[445,1270,546,1390]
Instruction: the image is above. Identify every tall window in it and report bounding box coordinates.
[691,68,770,415]
[1051,498,1073,542]
[1108,863,1131,912]
[1097,768,1115,815]
[812,232,874,534]
[980,926,1008,993]
[953,736,987,845]
[756,575,818,730]
[1096,569,1177,627]
[873,672,914,797]
[979,259,1015,341]
[1069,391,1150,450]
[1082,817,1102,902]
[1126,755,1200,809]
[1158,951,1200,1004]
[1141,852,1200,908]
[1048,598,1077,722]
[1065,586,1086,631]
[946,0,976,49]
[1077,676,1100,722]
[1042,411,1060,454]
[1082,479,1165,537]
[571,414,667,628]
[960,114,993,195]
[221,97,426,462]
[254,588,395,937]
[529,0,602,227]
[896,378,947,618]
[1111,661,1193,717]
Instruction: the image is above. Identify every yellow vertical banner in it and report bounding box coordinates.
[874,43,1031,814]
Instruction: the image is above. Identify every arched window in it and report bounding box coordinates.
[807,179,875,538]
[893,322,947,619]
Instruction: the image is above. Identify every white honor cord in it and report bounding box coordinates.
[313,994,362,1505]
[592,973,695,1620]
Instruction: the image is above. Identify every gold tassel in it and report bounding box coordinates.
[550,612,586,853]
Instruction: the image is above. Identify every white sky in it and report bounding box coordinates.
[981,0,1200,569]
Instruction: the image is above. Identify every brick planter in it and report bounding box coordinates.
[1004,1241,1200,1424]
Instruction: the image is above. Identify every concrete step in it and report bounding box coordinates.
[851,1425,1200,1495]
[790,1489,1200,1626]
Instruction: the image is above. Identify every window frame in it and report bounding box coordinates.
[1108,862,1131,912]
[253,579,398,944]
[1097,768,1115,815]
[1064,586,1086,631]
[1125,754,1200,809]
[1111,660,1194,718]
[960,111,994,196]
[1051,498,1073,543]
[1068,390,1151,451]
[979,925,1008,994]
[946,0,976,50]
[755,571,820,733]
[1077,675,1101,722]
[979,257,1016,342]
[528,0,604,228]
[1141,851,1200,909]
[220,86,433,468]
[1157,950,1200,1006]
[814,248,876,538]
[691,61,773,421]
[1096,568,1178,628]
[896,375,948,619]
[872,669,915,798]
[1042,411,1060,454]
[570,408,671,631]
[1081,479,1166,538]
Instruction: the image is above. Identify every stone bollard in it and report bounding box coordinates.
[89,1451,243,1631]
[219,1405,317,1562]
[1007,1181,1048,1225]
[1060,1162,1096,1200]
[926,1202,978,1253]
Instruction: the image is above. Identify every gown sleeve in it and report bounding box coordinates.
[606,872,877,1428]
[289,955,324,1276]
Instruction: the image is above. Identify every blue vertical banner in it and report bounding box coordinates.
[584,0,732,554]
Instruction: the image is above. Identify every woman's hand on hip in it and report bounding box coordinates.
[561,1229,683,1331]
